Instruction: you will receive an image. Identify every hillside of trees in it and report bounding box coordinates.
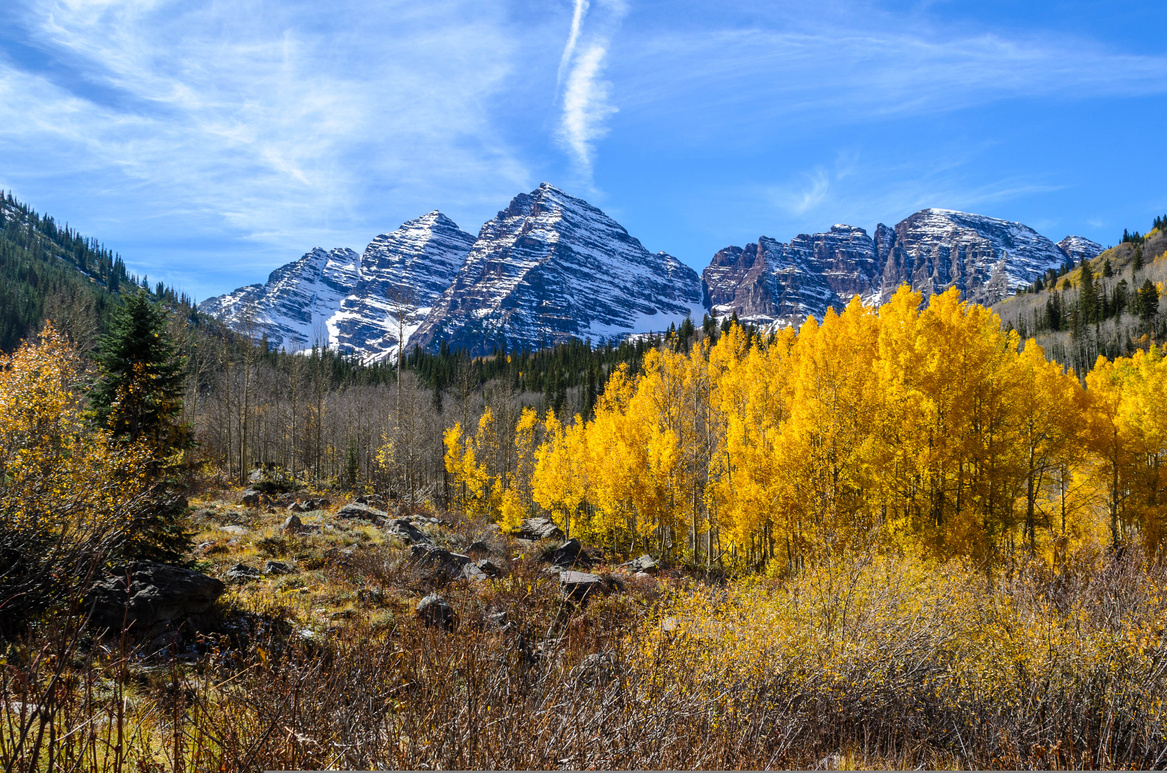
[0,191,194,352]
[995,215,1167,373]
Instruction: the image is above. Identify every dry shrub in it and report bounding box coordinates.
[5,550,1167,770]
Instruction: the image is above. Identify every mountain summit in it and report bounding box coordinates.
[409,183,703,355]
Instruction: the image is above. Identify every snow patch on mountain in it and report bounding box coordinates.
[410,183,704,355]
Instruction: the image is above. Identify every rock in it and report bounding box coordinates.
[461,562,487,582]
[622,554,658,574]
[386,518,430,545]
[226,563,263,583]
[287,501,311,513]
[516,517,564,542]
[550,538,591,568]
[264,560,294,576]
[240,489,262,507]
[559,571,605,603]
[324,547,355,565]
[282,514,304,533]
[416,594,456,630]
[85,563,226,632]
[246,467,296,494]
[336,502,387,522]
[466,540,491,557]
[410,545,470,580]
[476,559,501,578]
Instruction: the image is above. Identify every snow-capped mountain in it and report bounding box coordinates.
[703,226,880,325]
[705,209,1097,326]
[201,185,1106,357]
[198,213,475,359]
[875,209,1073,307]
[199,246,361,351]
[409,183,703,355]
[331,212,474,362]
[1056,235,1104,264]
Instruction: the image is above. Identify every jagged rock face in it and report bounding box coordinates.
[199,247,361,351]
[410,183,703,355]
[703,226,878,325]
[707,210,1073,326]
[876,209,1068,306]
[198,213,474,359]
[331,212,475,361]
[1057,235,1104,264]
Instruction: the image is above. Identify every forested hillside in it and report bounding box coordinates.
[995,216,1167,372]
[0,191,192,351]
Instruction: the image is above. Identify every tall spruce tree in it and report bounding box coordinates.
[91,289,192,562]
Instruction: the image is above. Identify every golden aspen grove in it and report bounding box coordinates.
[447,286,1167,569]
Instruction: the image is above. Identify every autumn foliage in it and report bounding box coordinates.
[448,287,1167,568]
[0,325,155,631]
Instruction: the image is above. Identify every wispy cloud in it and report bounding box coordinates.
[616,23,1167,139]
[556,0,589,92]
[555,0,626,184]
[0,0,539,296]
[764,148,1065,236]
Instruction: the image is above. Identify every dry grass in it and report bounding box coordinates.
[4,498,1167,770]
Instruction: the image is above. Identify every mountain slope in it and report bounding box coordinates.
[331,212,475,362]
[198,213,475,358]
[410,183,703,355]
[198,247,362,351]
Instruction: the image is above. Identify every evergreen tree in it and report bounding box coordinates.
[1137,279,1160,323]
[91,290,193,562]
[92,290,189,454]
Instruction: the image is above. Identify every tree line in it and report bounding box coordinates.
[447,287,1167,571]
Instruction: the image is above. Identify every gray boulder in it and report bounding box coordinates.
[461,562,488,582]
[336,502,387,522]
[264,560,294,576]
[85,563,225,632]
[410,545,471,580]
[622,554,658,574]
[240,489,262,507]
[417,594,456,630]
[386,518,431,545]
[550,539,591,568]
[516,517,564,541]
[476,559,501,578]
[559,571,605,603]
[282,514,305,533]
[226,563,263,583]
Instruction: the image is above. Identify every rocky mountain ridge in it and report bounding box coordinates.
[199,189,1105,357]
[704,208,1104,327]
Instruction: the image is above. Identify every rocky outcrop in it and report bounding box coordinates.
[1057,235,1104,264]
[85,563,225,633]
[703,226,878,325]
[875,209,1070,307]
[331,212,475,362]
[706,209,1076,326]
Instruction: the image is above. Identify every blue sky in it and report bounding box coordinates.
[1,0,1165,302]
